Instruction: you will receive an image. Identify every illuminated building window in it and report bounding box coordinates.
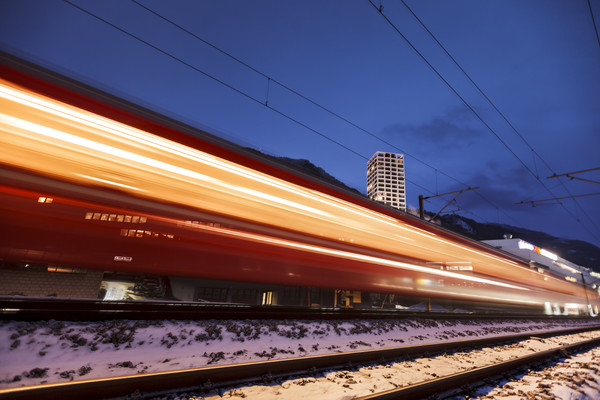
[367,151,406,211]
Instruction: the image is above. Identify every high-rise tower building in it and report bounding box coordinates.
[367,152,406,211]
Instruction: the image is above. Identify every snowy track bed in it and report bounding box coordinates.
[463,345,600,400]
[192,330,600,400]
[1,318,599,399]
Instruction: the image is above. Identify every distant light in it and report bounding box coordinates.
[114,256,133,262]
[74,174,147,193]
[564,303,580,315]
[518,240,534,251]
[554,261,580,274]
[540,249,558,261]
[520,240,558,261]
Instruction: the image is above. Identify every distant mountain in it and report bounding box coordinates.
[246,150,600,270]
[245,149,363,196]
[439,214,600,271]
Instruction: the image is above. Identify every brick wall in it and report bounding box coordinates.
[0,268,104,298]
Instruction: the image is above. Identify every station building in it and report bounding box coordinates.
[483,237,600,314]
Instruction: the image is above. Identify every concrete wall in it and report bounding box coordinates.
[0,268,104,298]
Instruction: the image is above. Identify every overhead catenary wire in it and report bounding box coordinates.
[588,0,600,51]
[129,0,466,189]
[63,0,575,230]
[64,0,477,223]
[128,0,509,224]
[369,0,600,242]
[61,0,499,223]
[401,0,600,241]
[62,0,366,162]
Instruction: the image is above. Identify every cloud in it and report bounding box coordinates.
[383,106,482,150]
[453,164,545,211]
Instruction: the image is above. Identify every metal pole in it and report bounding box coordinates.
[581,273,591,316]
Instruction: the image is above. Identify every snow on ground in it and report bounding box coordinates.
[195,330,600,400]
[468,345,600,400]
[1,317,599,394]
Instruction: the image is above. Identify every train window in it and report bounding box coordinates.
[140,216,147,223]
[124,215,132,223]
[93,213,101,220]
[85,212,93,220]
[131,216,139,223]
[100,214,108,221]
[116,215,124,222]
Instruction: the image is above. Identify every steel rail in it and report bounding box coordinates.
[1,325,599,400]
[1,297,594,321]
[357,334,600,399]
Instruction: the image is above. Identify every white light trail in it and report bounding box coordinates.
[187,221,530,291]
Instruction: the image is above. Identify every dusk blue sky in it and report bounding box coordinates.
[1,0,599,251]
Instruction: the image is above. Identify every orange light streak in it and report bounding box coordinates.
[0,79,577,295]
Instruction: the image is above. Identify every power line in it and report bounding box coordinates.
[368,0,600,242]
[402,0,600,239]
[62,0,365,161]
[401,0,600,241]
[129,0,465,188]
[64,0,525,229]
[62,0,455,213]
[128,0,515,224]
[364,0,543,226]
[368,1,536,178]
[401,0,549,172]
[588,0,600,50]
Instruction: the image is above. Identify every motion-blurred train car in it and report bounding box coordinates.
[1,52,598,315]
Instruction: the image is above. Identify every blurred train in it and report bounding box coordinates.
[1,52,599,316]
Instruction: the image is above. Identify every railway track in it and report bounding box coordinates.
[0,297,594,321]
[2,324,599,400]
[357,334,600,399]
